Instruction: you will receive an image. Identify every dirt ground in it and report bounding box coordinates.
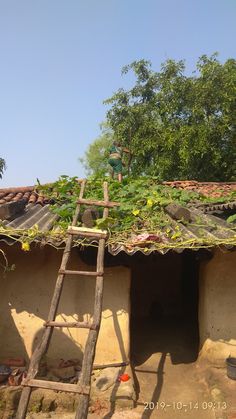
[12,317,236,419]
[26,316,229,419]
[129,318,215,419]
[26,412,142,418]
[129,316,236,419]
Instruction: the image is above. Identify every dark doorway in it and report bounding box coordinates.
[130,250,199,367]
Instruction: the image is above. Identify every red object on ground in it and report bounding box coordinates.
[118,373,130,382]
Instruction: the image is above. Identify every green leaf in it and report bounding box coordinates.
[227,214,236,224]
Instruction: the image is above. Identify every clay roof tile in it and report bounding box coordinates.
[4,193,16,202]
[0,180,235,208]
[12,192,24,202]
[29,193,37,203]
[36,195,45,205]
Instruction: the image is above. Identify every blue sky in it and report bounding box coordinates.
[0,0,235,187]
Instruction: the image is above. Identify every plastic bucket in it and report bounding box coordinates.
[226,357,236,380]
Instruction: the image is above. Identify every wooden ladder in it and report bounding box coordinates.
[16,180,119,419]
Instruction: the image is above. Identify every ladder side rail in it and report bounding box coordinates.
[102,181,109,219]
[76,240,105,418]
[76,181,109,419]
[47,179,87,322]
[72,180,87,226]
[16,180,86,419]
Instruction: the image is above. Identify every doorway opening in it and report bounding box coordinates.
[130,250,199,367]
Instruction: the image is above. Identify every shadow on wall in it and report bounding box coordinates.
[32,327,83,363]
[0,243,129,364]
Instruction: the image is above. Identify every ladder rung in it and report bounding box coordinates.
[77,198,119,208]
[59,269,103,276]
[67,226,108,239]
[43,321,93,329]
[22,378,90,395]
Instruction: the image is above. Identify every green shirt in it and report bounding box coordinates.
[109,145,122,158]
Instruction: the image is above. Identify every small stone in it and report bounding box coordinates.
[116,382,134,398]
[95,367,119,392]
[82,208,99,228]
[51,366,75,380]
[211,387,223,401]
[54,393,75,412]
[41,395,56,413]
[45,373,60,382]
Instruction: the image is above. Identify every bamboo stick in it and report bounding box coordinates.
[16,181,87,419]
[22,379,90,395]
[77,198,119,208]
[75,182,108,419]
[59,269,103,276]
[67,226,108,239]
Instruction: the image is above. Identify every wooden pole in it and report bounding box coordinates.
[75,182,108,419]
[77,198,119,208]
[16,181,86,419]
[67,226,108,239]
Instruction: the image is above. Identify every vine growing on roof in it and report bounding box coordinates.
[0,175,235,255]
[36,175,236,244]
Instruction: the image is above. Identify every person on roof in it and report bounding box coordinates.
[108,141,131,182]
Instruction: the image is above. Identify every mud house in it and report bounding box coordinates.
[0,179,236,379]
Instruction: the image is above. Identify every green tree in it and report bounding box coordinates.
[79,124,114,176]
[0,158,6,179]
[103,54,236,181]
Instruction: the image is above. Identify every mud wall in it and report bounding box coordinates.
[0,243,130,365]
[199,249,236,365]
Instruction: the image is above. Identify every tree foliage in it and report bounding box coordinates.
[0,158,6,179]
[79,124,113,176]
[102,54,236,181]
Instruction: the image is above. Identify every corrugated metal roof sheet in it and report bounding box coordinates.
[199,201,236,213]
[3,204,59,231]
[107,207,236,255]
